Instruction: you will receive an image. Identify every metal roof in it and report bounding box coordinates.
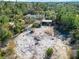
[42,19,52,22]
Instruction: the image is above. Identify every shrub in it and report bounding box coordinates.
[70,29,79,44]
[0,51,5,59]
[32,23,41,28]
[46,48,53,56]
[76,49,79,59]
[6,40,16,55]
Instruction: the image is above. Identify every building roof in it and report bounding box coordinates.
[42,19,52,22]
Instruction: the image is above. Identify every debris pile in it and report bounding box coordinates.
[14,27,71,59]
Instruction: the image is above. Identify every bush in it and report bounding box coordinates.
[46,48,53,56]
[0,51,5,59]
[70,29,79,44]
[0,28,13,43]
[6,40,16,55]
[76,49,79,59]
[32,23,41,28]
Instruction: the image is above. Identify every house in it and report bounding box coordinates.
[41,19,53,26]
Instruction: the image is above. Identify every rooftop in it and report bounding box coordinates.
[42,19,52,22]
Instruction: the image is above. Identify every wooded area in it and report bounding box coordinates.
[0,2,79,59]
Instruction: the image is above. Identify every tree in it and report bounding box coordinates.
[74,15,79,29]
[0,28,13,43]
[0,15,9,24]
[45,10,56,20]
[14,18,25,33]
[60,12,75,30]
